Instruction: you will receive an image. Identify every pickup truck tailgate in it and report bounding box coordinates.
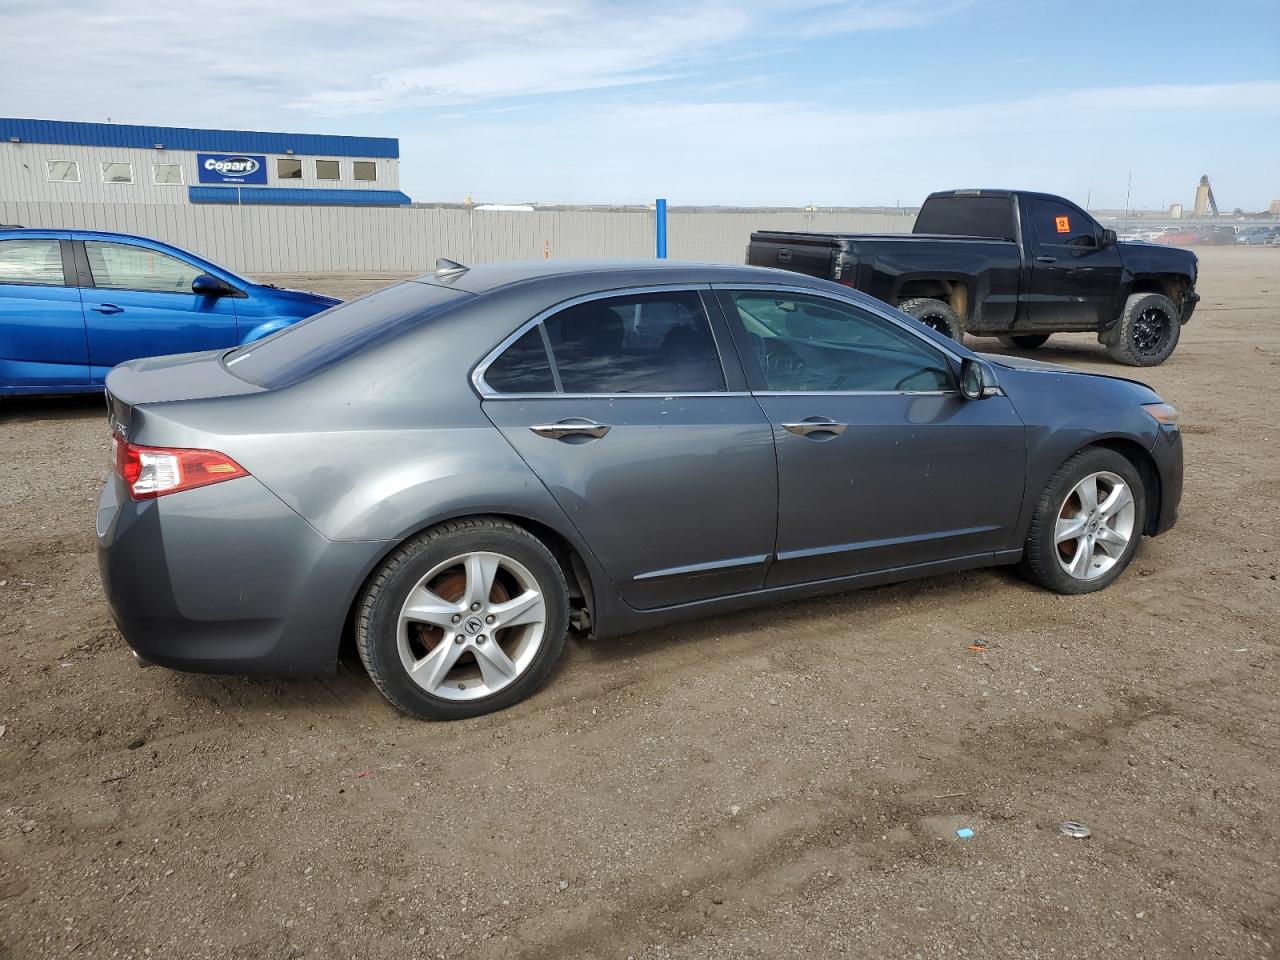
[746,232,840,280]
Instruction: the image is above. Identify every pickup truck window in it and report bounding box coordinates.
[729,291,953,393]
[1028,198,1099,247]
[913,196,1016,241]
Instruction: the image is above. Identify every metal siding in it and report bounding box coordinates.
[0,200,915,275]
[1,118,398,158]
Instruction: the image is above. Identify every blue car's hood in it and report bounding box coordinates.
[252,284,341,308]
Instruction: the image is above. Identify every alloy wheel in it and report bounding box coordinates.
[1055,471,1137,580]
[1132,307,1171,356]
[397,551,547,700]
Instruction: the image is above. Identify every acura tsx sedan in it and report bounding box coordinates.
[97,259,1183,720]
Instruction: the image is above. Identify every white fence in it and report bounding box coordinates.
[0,200,914,274]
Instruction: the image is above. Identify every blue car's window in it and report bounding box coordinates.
[731,291,953,393]
[0,239,65,286]
[85,241,204,293]
[224,281,470,389]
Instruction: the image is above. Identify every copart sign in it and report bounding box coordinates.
[197,154,268,184]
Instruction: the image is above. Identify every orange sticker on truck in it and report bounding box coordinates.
[1055,216,1071,233]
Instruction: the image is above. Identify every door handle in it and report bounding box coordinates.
[91,304,123,314]
[782,418,847,437]
[1034,256,1056,263]
[529,418,612,440]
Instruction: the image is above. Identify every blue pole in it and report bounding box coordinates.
[655,198,667,259]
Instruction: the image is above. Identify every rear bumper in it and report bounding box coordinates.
[1180,291,1200,324]
[1149,424,1184,536]
[96,474,387,676]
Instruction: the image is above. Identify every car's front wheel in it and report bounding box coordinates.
[1106,292,1181,366]
[1018,447,1146,594]
[898,297,965,343]
[356,517,569,720]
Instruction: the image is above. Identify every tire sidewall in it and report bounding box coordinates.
[1024,448,1146,595]
[900,297,965,342]
[358,522,569,720]
[1109,293,1180,366]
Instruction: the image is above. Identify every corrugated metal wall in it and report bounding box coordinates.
[0,200,914,273]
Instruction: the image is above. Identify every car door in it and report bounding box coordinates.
[1023,198,1123,330]
[0,234,89,391]
[77,238,240,380]
[715,286,1026,587]
[478,286,779,610]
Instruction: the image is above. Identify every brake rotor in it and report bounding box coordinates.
[411,567,510,657]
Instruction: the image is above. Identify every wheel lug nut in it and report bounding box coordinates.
[476,635,487,644]
[451,614,461,624]
[454,635,465,644]
[485,615,496,625]
[470,603,481,611]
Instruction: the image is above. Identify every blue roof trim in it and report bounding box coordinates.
[1,118,398,159]
[189,186,411,206]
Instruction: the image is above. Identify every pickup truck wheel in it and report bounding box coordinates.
[997,334,1050,350]
[1106,293,1181,366]
[898,297,965,343]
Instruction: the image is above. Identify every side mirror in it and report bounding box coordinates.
[192,273,233,297]
[1100,228,1117,248]
[959,357,987,400]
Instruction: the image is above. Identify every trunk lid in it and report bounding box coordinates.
[105,349,263,440]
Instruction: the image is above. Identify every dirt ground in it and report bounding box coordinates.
[1,248,1277,960]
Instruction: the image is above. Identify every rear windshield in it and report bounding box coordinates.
[913,196,1016,241]
[224,282,470,388]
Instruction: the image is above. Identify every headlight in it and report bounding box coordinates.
[1142,402,1179,426]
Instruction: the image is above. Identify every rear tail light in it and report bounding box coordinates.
[113,437,248,500]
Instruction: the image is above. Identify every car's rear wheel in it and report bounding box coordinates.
[356,517,569,720]
[1106,292,1181,366]
[898,297,965,343]
[997,334,1050,350]
[1018,447,1146,595]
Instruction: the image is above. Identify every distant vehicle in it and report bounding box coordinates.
[0,229,340,396]
[1242,226,1278,245]
[96,259,1183,720]
[748,189,1199,366]
[1151,229,1198,247]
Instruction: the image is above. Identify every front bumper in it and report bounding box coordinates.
[96,474,387,676]
[1148,424,1184,536]
[1180,291,1200,324]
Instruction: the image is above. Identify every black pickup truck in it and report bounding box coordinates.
[747,189,1199,365]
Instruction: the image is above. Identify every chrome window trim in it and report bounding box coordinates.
[471,283,731,399]
[484,391,755,400]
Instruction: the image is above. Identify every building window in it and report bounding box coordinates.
[101,162,134,184]
[277,158,302,180]
[353,160,376,181]
[153,163,184,185]
[46,160,81,183]
[315,159,340,180]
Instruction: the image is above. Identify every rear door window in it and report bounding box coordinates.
[0,238,65,286]
[484,327,556,393]
[541,291,725,394]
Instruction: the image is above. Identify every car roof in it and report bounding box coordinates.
[411,258,831,296]
[0,227,176,243]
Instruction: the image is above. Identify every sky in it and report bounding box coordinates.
[4,0,1279,210]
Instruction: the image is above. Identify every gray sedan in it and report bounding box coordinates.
[96,260,1184,719]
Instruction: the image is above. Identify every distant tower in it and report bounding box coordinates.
[1193,175,1219,217]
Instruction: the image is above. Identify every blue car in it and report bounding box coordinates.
[0,228,340,395]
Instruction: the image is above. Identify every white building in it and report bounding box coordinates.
[0,118,409,207]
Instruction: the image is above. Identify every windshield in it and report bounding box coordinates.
[224,281,471,388]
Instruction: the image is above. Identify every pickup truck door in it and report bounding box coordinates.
[1023,197,1123,330]
[716,287,1026,586]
